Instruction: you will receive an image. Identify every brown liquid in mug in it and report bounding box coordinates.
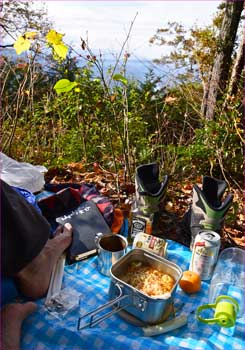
[100,235,126,252]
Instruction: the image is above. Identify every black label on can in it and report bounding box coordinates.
[131,216,146,238]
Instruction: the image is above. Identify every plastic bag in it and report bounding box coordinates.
[0,152,47,193]
[45,287,81,319]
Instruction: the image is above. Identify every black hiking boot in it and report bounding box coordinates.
[135,163,168,215]
[182,176,233,248]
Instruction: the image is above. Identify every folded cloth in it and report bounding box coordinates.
[111,208,124,233]
[38,183,114,227]
[13,186,42,214]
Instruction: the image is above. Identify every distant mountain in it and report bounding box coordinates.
[79,57,185,86]
[1,47,185,86]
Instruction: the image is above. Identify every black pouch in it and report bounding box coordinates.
[56,200,111,264]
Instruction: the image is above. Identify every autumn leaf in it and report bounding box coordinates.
[181,184,192,194]
[46,29,64,45]
[46,29,68,60]
[53,43,68,60]
[43,163,243,251]
[110,94,116,102]
[14,36,31,55]
[16,63,28,69]
[81,39,86,50]
[165,96,178,104]
[24,31,37,40]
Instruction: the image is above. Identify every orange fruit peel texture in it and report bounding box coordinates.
[179,270,201,293]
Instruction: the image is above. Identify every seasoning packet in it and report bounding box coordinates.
[132,232,168,257]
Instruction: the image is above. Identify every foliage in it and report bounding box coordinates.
[1,1,52,41]
[1,1,244,193]
[0,1,243,253]
[150,22,218,86]
[13,34,32,54]
[2,50,243,188]
[54,79,77,94]
[149,5,228,86]
[45,29,69,61]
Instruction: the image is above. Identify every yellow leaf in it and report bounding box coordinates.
[165,96,178,104]
[14,36,31,55]
[46,29,64,45]
[110,94,116,102]
[74,87,81,92]
[53,43,68,60]
[24,31,37,40]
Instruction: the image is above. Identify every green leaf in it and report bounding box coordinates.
[14,36,31,55]
[54,79,77,94]
[112,74,128,86]
[53,43,68,60]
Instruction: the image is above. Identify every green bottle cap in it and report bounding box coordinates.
[196,295,239,328]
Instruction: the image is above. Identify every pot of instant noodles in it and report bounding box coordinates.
[78,249,182,329]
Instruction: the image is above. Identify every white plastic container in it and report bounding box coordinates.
[208,247,245,318]
[196,247,244,329]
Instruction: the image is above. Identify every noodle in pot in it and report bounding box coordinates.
[121,261,175,297]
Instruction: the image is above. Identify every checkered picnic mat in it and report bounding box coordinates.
[21,240,245,350]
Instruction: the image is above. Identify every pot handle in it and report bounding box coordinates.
[94,232,103,249]
[77,283,130,330]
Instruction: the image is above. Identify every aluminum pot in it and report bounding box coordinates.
[78,249,182,329]
[108,248,182,324]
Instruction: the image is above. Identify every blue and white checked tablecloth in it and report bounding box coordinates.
[21,240,245,350]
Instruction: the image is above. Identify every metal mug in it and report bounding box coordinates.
[95,233,128,276]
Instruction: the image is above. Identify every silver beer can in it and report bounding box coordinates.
[189,230,221,280]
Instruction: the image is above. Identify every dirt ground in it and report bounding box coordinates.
[44,162,244,251]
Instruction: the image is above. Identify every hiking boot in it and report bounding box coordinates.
[135,163,168,215]
[182,176,233,248]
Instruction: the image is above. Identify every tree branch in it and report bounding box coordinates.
[0,44,14,48]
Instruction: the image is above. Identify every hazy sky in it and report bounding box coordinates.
[42,0,221,60]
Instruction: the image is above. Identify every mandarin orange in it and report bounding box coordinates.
[179,270,201,293]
